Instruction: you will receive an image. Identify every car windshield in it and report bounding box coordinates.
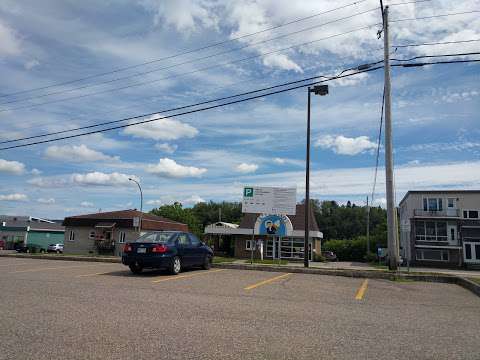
[135,232,176,243]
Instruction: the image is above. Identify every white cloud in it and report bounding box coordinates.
[30,168,42,175]
[155,143,178,154]
[0,159,25,175]
[315,135,377,155]
[146,158,207,178]
[71,172,138,186]
[44,144,119,163]
[274,157,286,164]
[235,162,258,173]
[37,198,55,204]
[24,59,40,70]
[0,20,21,56]
[123,116,198,141]
[80,201,94,208]
[146,199,163,206]
[0,193,28,201]
[182,194,205,205]
[141,0,219,33]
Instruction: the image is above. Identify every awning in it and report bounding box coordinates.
[95,222,116,229]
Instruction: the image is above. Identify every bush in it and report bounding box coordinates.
[323,236,377,261]
[363,251,377,262]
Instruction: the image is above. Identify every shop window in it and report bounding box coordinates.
[118,231,126,244]
[68,230,75,241]
[245,240,254,251]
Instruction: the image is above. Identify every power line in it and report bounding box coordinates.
[0,66,383,150]
[0,63,381,145]
[371,86,385,205]
[0,0,371,99]
[391,9,480,23]
[1,57,478,151]
[0,23,382,113]
[0,0,430,106]
[392,38,480,48]
[0,8,381,106]
[391,51,480,62]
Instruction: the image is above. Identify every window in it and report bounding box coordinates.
[463,210,480,219]
[416,249,449,261]
[68,230,75,241]
[447,198,455,208]
[118,231,126,244]
[246,239,254,251]
[415,221,448,241]
[465,244,472,260]
[423,198,443,211]
[89,231,95,239]
[189,234,200,246]
[177,234,190,246]
[450,228,455,241]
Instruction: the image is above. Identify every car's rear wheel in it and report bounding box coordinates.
[170,256,181,275]
[39,249,45,253]
[56,250,60,254]
[129,262,143,274]
[202,255,212,270]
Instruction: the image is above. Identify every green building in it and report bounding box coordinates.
[0,216,64,251]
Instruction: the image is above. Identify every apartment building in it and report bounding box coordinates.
[399,190,480,268]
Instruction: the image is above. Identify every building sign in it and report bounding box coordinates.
[254,214,293,237]
[242,186,297,215]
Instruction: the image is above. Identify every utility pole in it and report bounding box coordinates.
[304,88,312,268]
[366,196,370,255]
[382,6,399,270]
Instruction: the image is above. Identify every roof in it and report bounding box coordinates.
[0,217,64,232]
[63,209,188,232]
[238,204,319,232]
[399,190,480,206]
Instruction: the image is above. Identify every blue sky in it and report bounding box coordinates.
[0,0,479,218]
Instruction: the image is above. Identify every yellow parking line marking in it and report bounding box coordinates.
[355,279,369,300]
[8,264,108,274]
[244,273,291,290]
[152,269,225,283]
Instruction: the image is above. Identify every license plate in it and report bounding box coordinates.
[137,248,146,253]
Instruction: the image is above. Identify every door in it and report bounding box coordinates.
[176,233,193,266]
[463,242,480,264]
[447,224,457,245]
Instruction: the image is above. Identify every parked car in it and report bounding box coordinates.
[47,243,64,253]
[122,231,213,275]
[15,244,28,253]
[322,251,338,261]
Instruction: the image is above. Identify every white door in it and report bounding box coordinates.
[463,242,480,264]
[447,225,457,245]
[447,198,457,216]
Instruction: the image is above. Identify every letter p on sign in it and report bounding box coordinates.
[244,187,254,197]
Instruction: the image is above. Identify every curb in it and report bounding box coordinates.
[0,253,120,263]
[2,253,479,297]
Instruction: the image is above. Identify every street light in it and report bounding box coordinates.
[128,178,143,232]
[304,85,329,268]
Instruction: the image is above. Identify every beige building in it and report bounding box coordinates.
[63,210,188,256]
[399,190,480,268]
[204,204,322,260]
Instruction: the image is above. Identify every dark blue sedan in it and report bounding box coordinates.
[121,231,213,275]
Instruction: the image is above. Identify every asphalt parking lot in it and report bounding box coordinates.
[0,258,479,360]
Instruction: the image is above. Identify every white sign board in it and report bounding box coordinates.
[242,186,296,215]
[133,217,140,227]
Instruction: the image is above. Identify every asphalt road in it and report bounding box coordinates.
[0,257,479,360]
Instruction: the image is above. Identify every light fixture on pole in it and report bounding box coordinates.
[304,84,329,268]
[128,178,143,233]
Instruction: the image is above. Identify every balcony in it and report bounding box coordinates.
[413,209,460,218]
